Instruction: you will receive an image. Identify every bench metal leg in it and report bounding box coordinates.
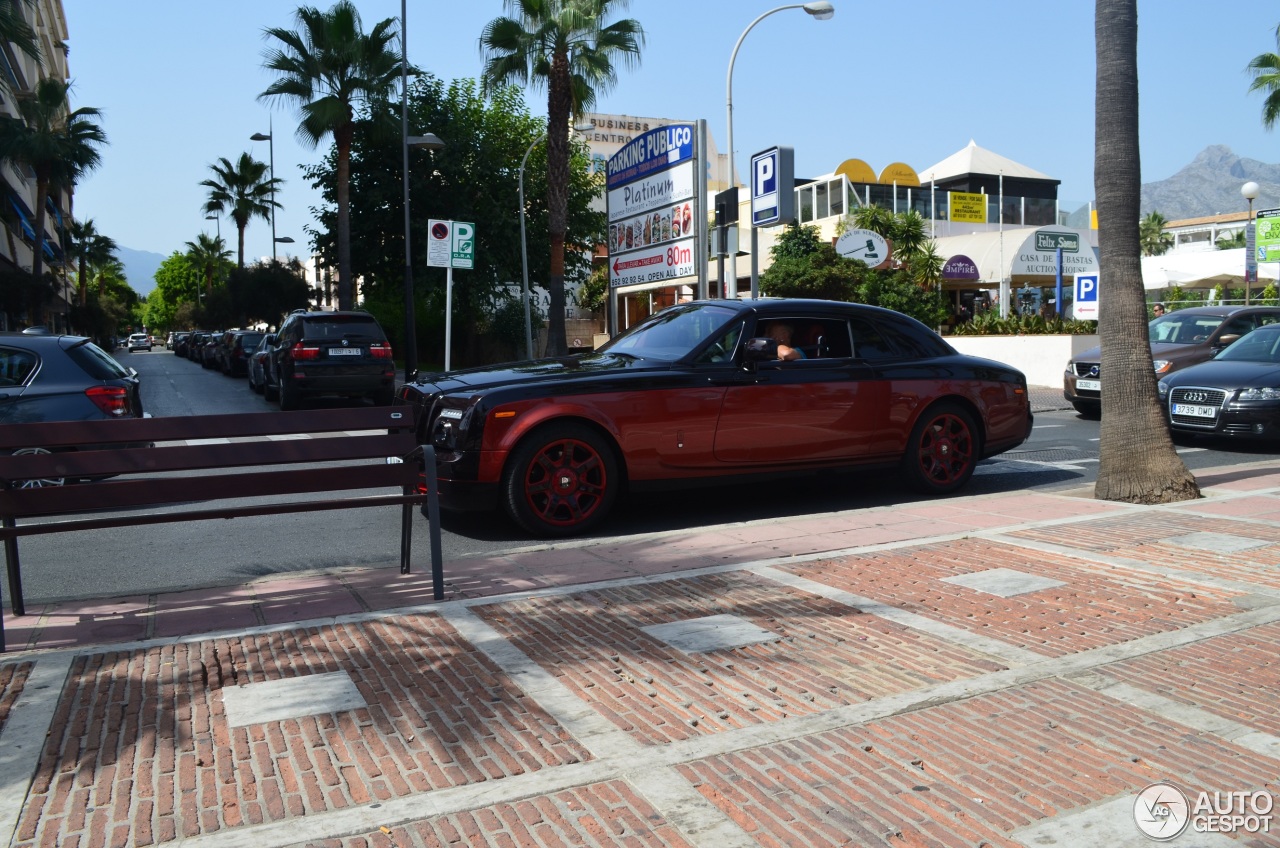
[421,445,444,600]
[3,515,23,618]
[399,499,413,575]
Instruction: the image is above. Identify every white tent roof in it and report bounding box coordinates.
[918,140,1056,184]
[1142,249,1279,290]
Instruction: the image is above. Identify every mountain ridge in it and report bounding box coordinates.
[1141,144,1280,220]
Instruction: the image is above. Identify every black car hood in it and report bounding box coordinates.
[1165,359,1280,387]
[409,352,667,394]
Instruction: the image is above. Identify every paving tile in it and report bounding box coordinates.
[1104,619,1280,739]
[475,572,1005,746]
[776,538,1244,657]
[14,617,592,848]
[305,779,695,848]
[677,680,1280,848]
[0,659,33,734]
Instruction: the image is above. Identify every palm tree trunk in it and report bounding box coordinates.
[237,223,246,269]
[1093,0,1198,503]
[78,255,87,306]
[336,123,354,311]
[544,54,573,357]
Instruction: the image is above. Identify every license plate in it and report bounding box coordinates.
[1172,403,1217,419]
[1076,379,1100,391]
[328,347,361,356]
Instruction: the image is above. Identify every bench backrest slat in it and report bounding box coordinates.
[0,462,419,518]
[0,432,419,480]
[0,406,413,449]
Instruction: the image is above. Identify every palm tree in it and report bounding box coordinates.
[0,2,40,91]
[69,218,117,306]
[0,78,106,283]
[1093,0,1197,504]
[260,1,402,310]
[481,0,644,356]
[1247,23,1280,129]
[1138,211,1173,256]
[200,153,279,269]
[184,233,232,299]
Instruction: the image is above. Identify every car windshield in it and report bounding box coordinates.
[1149,314,1224,344]
[598,303,740,362]
[1216,327,1280,363]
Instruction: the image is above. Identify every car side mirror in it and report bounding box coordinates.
[1214,334,1241,349]
[743,337,779,363]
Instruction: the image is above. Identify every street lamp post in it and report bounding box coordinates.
[519,123,593,360]
[205,214,220,240]
[724,1,833,297]
[1243,181,1260,306]
[401,0,446,382]
[250,119,277,258]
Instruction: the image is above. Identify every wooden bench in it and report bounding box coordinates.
[0,406,443,652]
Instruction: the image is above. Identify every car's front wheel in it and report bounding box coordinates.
[901,403,979,495]
[502,423,619,537]
[278,379,301,411]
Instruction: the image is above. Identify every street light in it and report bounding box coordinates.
[724,1,833,297]
[400,132,445,382]
[519,122,594,360]
[1243,180,1260,305]
[250,121,278,258]
[205,214,220,239]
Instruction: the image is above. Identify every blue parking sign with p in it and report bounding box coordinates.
[1074,273,1099,319]
[750,146,794,227]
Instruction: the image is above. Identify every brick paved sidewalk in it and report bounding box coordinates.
[2,463,1280,847]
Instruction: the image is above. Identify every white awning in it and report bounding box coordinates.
[1141,248,1279,290]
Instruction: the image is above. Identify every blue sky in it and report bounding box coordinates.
[62,0,1280,271]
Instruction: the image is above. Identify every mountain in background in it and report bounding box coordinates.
[1141,145,1280,220]
[117,246,165,298]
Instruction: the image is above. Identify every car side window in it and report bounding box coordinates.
[1220,316,1256,338]
[1259,314,1280,327]
[0,347,37,386]
[849,318,899,361]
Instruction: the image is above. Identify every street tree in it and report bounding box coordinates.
[1247,23,1280,129]
[200,153,279,269]
[0,78,106,285]
[260,0,402,311]
[184,233,232,299]
[1093,0,1198,504]
[147,252,201,331]
[1139,211,1173,256]
[481,0,644,356]
[302,74,603,366]
[69,218,117,306]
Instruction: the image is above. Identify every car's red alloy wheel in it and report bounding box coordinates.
[522,436,608,527]
[915,412,975,486]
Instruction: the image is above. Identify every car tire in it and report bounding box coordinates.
[9,447,65,488]
[502,423,619,538]
[1071,401,1101,419]
[901,402,979,496]
[264,379,278,402]
[278,380,301,411]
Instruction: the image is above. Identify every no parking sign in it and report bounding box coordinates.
[1074,274,1099,320]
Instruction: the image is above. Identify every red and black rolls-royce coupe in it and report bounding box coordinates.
[399,299,1033,537]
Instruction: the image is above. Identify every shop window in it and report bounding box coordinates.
[828,179,844,217]
[815,181,829,219]
[797,186,813,223]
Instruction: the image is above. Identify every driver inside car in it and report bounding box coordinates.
[763,322,805,361]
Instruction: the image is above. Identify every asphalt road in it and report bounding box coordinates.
[12,346,1280,605]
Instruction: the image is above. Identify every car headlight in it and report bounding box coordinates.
[1065,360,1075,374]
[431,406,466,449]
[1239,387,1280,401]
[1157,380,1169,398]
[1152,359,1172,374]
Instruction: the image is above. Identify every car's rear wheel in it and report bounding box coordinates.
[902,403,979,495]
[10,447,64,488]
[502,423,618,537]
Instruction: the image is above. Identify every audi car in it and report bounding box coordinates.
[398,298,1034,538]
[1158,323,1280,441]
[1064,305,1280,415]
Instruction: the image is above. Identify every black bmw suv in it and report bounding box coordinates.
[264,310,395,410]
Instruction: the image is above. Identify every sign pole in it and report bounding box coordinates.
[444,266,453,372]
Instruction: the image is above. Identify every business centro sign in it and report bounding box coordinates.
[606,124,703,290]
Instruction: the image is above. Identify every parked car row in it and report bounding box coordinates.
[179,310,397,411]
[1063,304,1280,442]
